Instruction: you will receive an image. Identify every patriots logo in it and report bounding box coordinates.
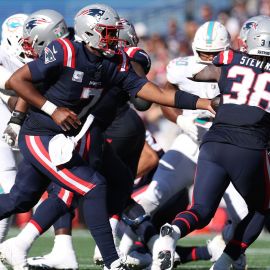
[25,18,51,34]
[244,21,258,30]
[78,8,105,22]
[44,47,56,64]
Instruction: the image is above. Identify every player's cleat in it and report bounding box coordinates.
[93,245,104,266]
[209,253,233,270]
[94,244,151,269]
[103,257,131,270]
[231,254,247,270]
[0,238,28,270]
[27,249,78,270]
[207,234,226,262]
[125,250,152,269]
[151,223,180,270]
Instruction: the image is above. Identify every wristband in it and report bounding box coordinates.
[41,100,57,116]
[174,90,199,110]
[8,110,26,126]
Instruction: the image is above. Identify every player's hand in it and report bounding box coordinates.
[176,115,198,141]
[2,123,21,150]
[51,107,81,131]
[2,110,26,150]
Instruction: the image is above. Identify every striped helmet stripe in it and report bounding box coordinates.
[206,21,215,44]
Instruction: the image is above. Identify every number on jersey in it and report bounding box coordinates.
[223,65,270,112]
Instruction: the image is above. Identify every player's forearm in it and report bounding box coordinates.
[137,81,214,113]
[14,97,28,114]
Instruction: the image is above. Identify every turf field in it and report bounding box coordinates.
[7,228,270,269]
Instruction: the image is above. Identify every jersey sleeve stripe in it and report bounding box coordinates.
[219,51,224,64]
[57,38,76,68]
[58,188,74,207]
[57,39,68,66]
[223,51,229,64]
[64,38,76,68]
[118,49,129,72]
[125,47,140,58]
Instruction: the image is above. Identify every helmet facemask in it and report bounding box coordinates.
[93,23,124,57]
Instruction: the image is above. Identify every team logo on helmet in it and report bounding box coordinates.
[6,17,24,32]
[243,21,258,31]
[25,18,51,34]
[78,8,105,22]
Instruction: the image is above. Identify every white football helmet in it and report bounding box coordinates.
[246,17,270,57]
[22,9,69,59]
[1,13,30,63]
[74,3,123,57]
[192,21,231,63]
[119,18,139,47]
[239,15,270,51]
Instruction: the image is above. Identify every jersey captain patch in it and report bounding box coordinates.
[44,47,56,64]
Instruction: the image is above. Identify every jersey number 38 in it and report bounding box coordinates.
[223,65,270,112]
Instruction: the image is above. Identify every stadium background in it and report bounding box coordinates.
[1,0,270,268]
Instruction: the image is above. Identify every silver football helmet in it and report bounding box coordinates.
[246,17,270,57]
[239,15,270,51]
[22,9,69,58]
[74,3,123,57]
[192,21,231,63]
[119,18,139,47]
[1,13,31,63]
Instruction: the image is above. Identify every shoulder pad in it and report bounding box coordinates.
[124,47,151,74]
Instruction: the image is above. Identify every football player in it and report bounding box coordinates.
[118,21,248,270]
[0,3,214,270]
[0,13,29,270]
[152,17,270,270]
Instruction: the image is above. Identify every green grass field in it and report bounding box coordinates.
[7,228,270,270]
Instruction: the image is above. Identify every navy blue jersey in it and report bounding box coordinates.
[91,47,151,130]
[21,39,148,136]
[203,50,270,149]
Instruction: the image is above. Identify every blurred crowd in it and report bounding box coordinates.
[134,0,270,150]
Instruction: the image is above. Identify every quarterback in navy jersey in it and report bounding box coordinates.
[2,4,214,270]
[152,18,270,270]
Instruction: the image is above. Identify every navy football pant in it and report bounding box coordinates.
[11,134,118,267]
[172,142,270,259]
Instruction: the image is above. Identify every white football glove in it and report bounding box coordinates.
[176,115,198,141]
[2,110,26,150]
[2,123,21,150]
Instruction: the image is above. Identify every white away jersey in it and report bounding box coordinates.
[167,56,220,114]
[0,45,23,73]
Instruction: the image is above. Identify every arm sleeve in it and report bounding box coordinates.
[107,58,148,97]
[27,40,64,82]
[174,90,199,110]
